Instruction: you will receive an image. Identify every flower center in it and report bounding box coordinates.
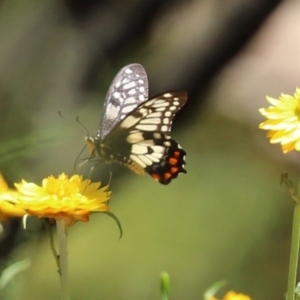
[45,175,80,198]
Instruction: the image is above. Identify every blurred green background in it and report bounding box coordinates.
[0,0,298,299]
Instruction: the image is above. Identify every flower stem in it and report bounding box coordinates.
[160,272,170,300]
[44,220,60,270]
[287,183,300,300]
[56,220,70,300]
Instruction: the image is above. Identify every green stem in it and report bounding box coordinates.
[161,293,168,300]
[43,220,60,270]
[287,183,300,300]
[160,272,170,300]
[56,220,70,300]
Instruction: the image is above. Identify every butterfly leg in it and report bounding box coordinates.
[74,144,89,171]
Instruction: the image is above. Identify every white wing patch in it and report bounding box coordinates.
[130,143,165,168]
[126,132,144,143]
[132,144,148,154]
[120,115,140,128]
[106,103,119,117]
[118,92,186,134]
[98,63,149,139]
[140,118,161,124]
[136,124,158,131]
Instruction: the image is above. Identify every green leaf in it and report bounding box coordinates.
[203,280,227,300]
[295,282,300,300]
[103,211,123,239]
[0,259,31,289]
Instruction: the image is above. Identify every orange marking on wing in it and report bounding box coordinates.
[164,173,172,180]
[173,151,181,158]
[169,157,178,165]
[151,173,161,181]
[171,167,179,174]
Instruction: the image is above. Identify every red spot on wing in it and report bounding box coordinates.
[169,157,178,165]
[164,173,172,180]
[146,138,186,184]
[151,173,161,181]
[173,151,181,158]
[171,167,179,174]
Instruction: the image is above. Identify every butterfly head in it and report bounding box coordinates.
[85,135,113,162]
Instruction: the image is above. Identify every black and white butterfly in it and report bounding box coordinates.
[85,63,187,184]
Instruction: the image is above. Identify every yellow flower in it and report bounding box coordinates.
[259,88,300,153]
[209,291,252,300]
[223,291,251,300]
[14,173,110,225]
[0,174,27,221]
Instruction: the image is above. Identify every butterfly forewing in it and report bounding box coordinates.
[98,63,149,139]
[118,91,187,134]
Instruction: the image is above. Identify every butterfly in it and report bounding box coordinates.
[85,63,187,184]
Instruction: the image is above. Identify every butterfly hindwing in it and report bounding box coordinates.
[98,63,149,139]
[126,132,187,184]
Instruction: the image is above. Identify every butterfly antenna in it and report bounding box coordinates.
[76,116,90,136]
[58,110,68,120]
[58,111,90,136]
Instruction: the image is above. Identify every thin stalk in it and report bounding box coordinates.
[161,293,168,300]
[287,181,300,300]
[56,219,70,300]
[160,272,170,300]
[43,220,59,270]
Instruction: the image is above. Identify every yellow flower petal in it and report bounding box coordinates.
[223,291,252,300]
[14,173,111,225]
[0,174,9,192]
[0,201,26,221]
[0,174,26,221]
[207,291,252,300]
[259,88,300,153]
